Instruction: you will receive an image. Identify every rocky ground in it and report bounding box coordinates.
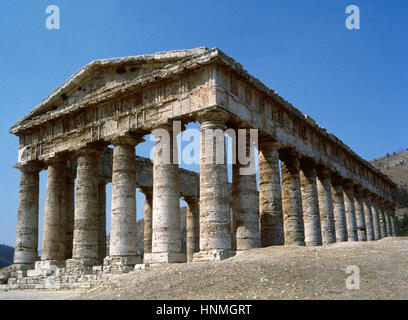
[1,237,407,300]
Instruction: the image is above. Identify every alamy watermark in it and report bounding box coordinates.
[345,265,360,290]
[45,5,60,30]
[345,5,360,30]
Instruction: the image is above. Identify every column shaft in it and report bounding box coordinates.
[316,168,336,244]
[363,192,374,241]
[384,206,392,237]
[13,164,42,271]
[65,174,75,259]
[280,149,305,246]
[98,181,107,263]
[299,161,322,246]
[259,141,284,246]
[41,161,67,262]
[186,199,200,262]
[331,179,348,242]
[378,201,387,238]
[143,191,153,254]
[370,196,381,240]
[232,130,260,251]
[343,183,358,241]
[353,187,367,241]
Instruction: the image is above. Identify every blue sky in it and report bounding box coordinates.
[0,0,406,246]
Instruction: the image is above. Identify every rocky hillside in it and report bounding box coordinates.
[371,149,408,234]
[0,244,14,268]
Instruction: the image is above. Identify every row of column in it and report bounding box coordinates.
[12,118,399,271]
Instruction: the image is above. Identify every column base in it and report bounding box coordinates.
[10,263,34,277]
[143,252,186,264]
[65,258,99,268]
[103,255,142,273]
[192,249,236,262]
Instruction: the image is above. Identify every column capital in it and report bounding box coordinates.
[258,135,281,150]
[110,133,145,147]
[316,165,331,176]
[75,144,106,157]
[140,187,153,198]
[299,157,317,170]
[279,148,299,162]
[13,160,44,173]
[197,108,230,124]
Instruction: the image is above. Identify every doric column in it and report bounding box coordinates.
[378,200,387,238]
[370,195,381,240]
[141,188,153,254]
[299,159,322,246]
[384,204,392,237]
[331,176,348,242]
[185,198,199,262]
[41,158,68,266]
[258,138,284,246]
[65,172,75,259]
[98,180,107,264]
[66,147,101,268]
[193,115,234,261]
[280,148,305,246]
[391,216,398,237]
[232,128,260,251]
[343,182,358,241]
[104,136,142,268]
[362,191,375,241]
[145,126,185,264]
[12,161,43,274]
[353,186,367,241]
[316,167,336,244]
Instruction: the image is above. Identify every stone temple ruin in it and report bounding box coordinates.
[4,47,398,289]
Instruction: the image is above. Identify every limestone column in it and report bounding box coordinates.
[370,195,382,240]
[299,159,322,246]
[104,136,142,267]
[378,200,387,238]
[280,148,305,246]
[331,176,348,242]
[384,205,392,237]
[343,182,358,241]
[232,128,260,251]
[362,191,375,241]
[145,126,185,264]
[141,188,153,254]
[391,216,398,237]
[66,147,101,268]
[185,198,200,262]
[41,158,67,266]
[12,162,43,273]
[353,186,367,241]
[316,167,336,244]
[258,139,284,246]
[98,180,107,264]
[65,172,75,259]
[193,116,234,261]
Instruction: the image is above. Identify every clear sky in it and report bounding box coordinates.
[0,0,406,246]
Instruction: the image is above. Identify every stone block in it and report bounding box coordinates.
[192,249,236,262]
[143,252,187,264]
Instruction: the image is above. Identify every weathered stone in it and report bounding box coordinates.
[378,200,387,238]
[280,149,305,246]
[65,173,75,259]
[353,186,367,241]
[259,139,284,246]
[185,198,199,262]
[343,182,358,241]
[316,167,336,245]
[299,159,322,246]
[142,189,153,254]
[331,176,348,242]
[98,180,107,263]
[370,195,382,240]
[362,191,375,241]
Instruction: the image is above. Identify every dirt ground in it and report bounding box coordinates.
[1,237,407,300]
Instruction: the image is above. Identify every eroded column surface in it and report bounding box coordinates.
[299,159,322,246]
[232,129,260,251]
[280,149,305,246]
[370,196,382,240]
[259,139,284,246]
[66,148,101,268]
[343,182,358,241]
[65,173,75,260]
[391,216,398,237]
[98,180,107,264]
[185,198,200,262]
[105,137,141,267]
[12,162,43,273]
[316,167,336,245]
[362,191,374,241]
[384,205,392,237]
[331,176,348,242]
[193,118,234,261]
[41,160,67,266]
[142,189,153,255]
[353,186,367,241]
[378,200,387,238]
[145,127,185,264]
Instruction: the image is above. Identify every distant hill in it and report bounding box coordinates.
[0,244,14,268]
[371,149,408,235]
